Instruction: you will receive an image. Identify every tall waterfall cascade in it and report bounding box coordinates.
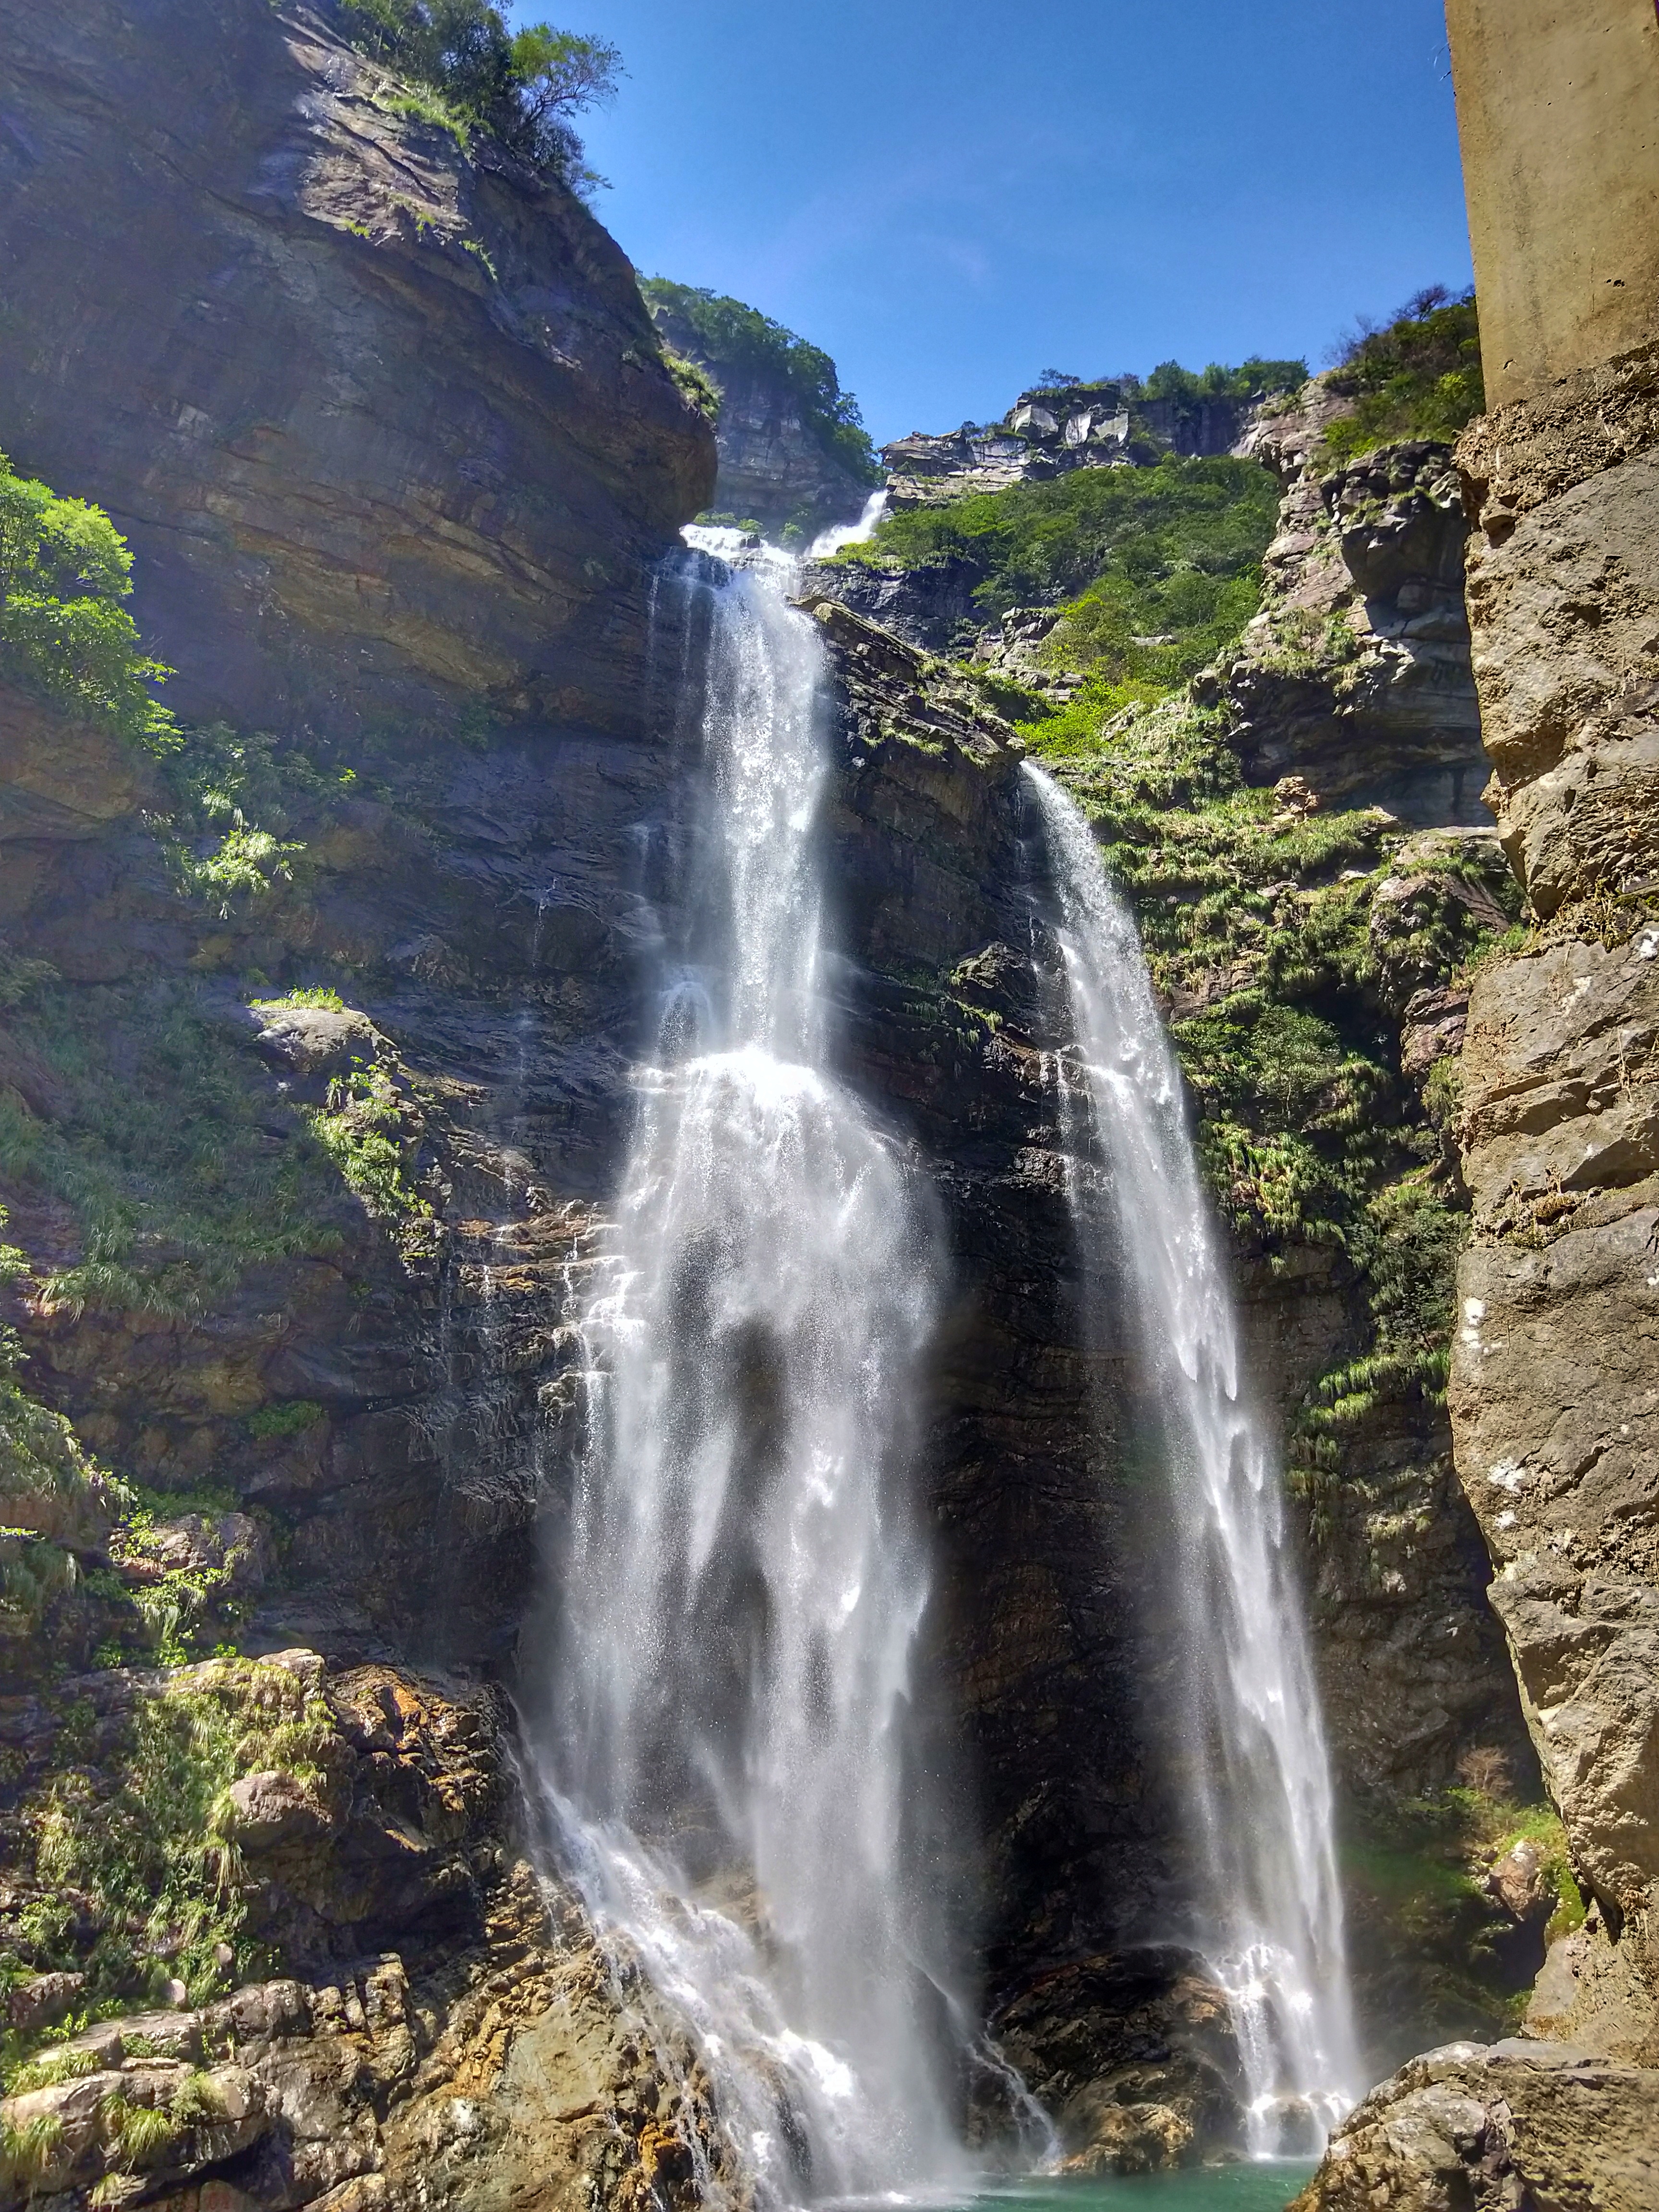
[1024,764,1362,2156]
[531,540,969,2208]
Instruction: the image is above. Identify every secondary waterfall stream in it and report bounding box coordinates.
[531,541,968,2209]
[1024,765,1361,2156]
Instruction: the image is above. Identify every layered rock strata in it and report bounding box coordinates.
[0,0,713,736]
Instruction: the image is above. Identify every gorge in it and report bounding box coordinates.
[1,2,1657,2210]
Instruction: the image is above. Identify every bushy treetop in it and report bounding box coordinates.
[337,0,621,193]
[1323,285,1484,459]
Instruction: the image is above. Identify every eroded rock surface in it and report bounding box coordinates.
[1299,296,1659,2212]
[1204,404,1486,825]
[1292,2041,1659,2212]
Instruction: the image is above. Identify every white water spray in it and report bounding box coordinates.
[808,490,890,559]
[1023,763,1361,2156]
[534,543,969,2208]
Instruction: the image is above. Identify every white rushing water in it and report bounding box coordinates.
[533,542,969,2208]
[1023,764,1361,2156]
[808,490,890,559]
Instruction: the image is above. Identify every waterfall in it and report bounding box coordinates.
[530,543,968,2208]
[1023,763,1361,2156]
[808,490,890,559]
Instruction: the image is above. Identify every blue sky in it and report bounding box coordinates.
[508,0,1473,447]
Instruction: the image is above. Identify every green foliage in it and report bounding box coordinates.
[0,1205,121,1627]
[100,1490,259,1666]
[0,2110,65,2188]
[0,451,175,749]
[1141,355,1309,405]
[104,2094,180,2167]
[1323,287,1484,461]
[156,721,354,921]
[250,986,345,1012]
[169,2070,227,2126]
[303,1060,433,1232]
[0,979,348,1320]
[1289,1178,1464,1534]
[338,0,621,192]
[840,456,1281,693]
[245,1399,324,1442]
[3,2044,101,2095]
[659,347,721,422]
[15,1660,331,2014]
[640,279,881,484]
[1342,1777,1584,2042]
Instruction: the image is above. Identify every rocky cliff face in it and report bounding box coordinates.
[1296,341,1659,2212]
[880,378,1271,513]
[1450,342,1659,2058]
[0,0,712,737]
[1200,393,1488,827]
[644,298,878,541]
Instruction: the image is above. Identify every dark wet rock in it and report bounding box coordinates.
[993,1951,1246,2172]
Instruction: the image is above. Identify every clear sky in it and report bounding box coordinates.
[508,0,1473,448]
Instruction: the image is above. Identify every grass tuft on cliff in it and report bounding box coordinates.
[0,454,175,751]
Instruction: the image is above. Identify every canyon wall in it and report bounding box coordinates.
[1298,12,1659,2205]
[0,1,1601,2200]
[643,290,879,541]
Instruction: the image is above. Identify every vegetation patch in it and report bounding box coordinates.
[841,455,1281,701]
[1,1659,332,2038]
[303,1060,435,1245]
[337,0,622,195]
[1342,1773,1584,2044]
[1322,287,1484,463]
[0,973,349,1320]
[0,452,175,750]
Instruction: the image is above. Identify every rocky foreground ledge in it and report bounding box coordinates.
[1292,2039,1659,2211]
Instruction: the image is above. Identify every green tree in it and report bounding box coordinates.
[337,0,621,192]
[0,452,175,749]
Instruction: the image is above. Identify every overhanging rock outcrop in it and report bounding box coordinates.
[0,0,714,735]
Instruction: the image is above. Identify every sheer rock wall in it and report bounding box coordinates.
[1450,345,1659,2062]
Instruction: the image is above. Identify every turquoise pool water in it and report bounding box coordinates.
[953,2168,1317,2212]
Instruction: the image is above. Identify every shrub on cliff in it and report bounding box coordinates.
[0,453,174,749]
[1323,286,1484,460]
[640,279,882,485]
[337,0,621,192]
